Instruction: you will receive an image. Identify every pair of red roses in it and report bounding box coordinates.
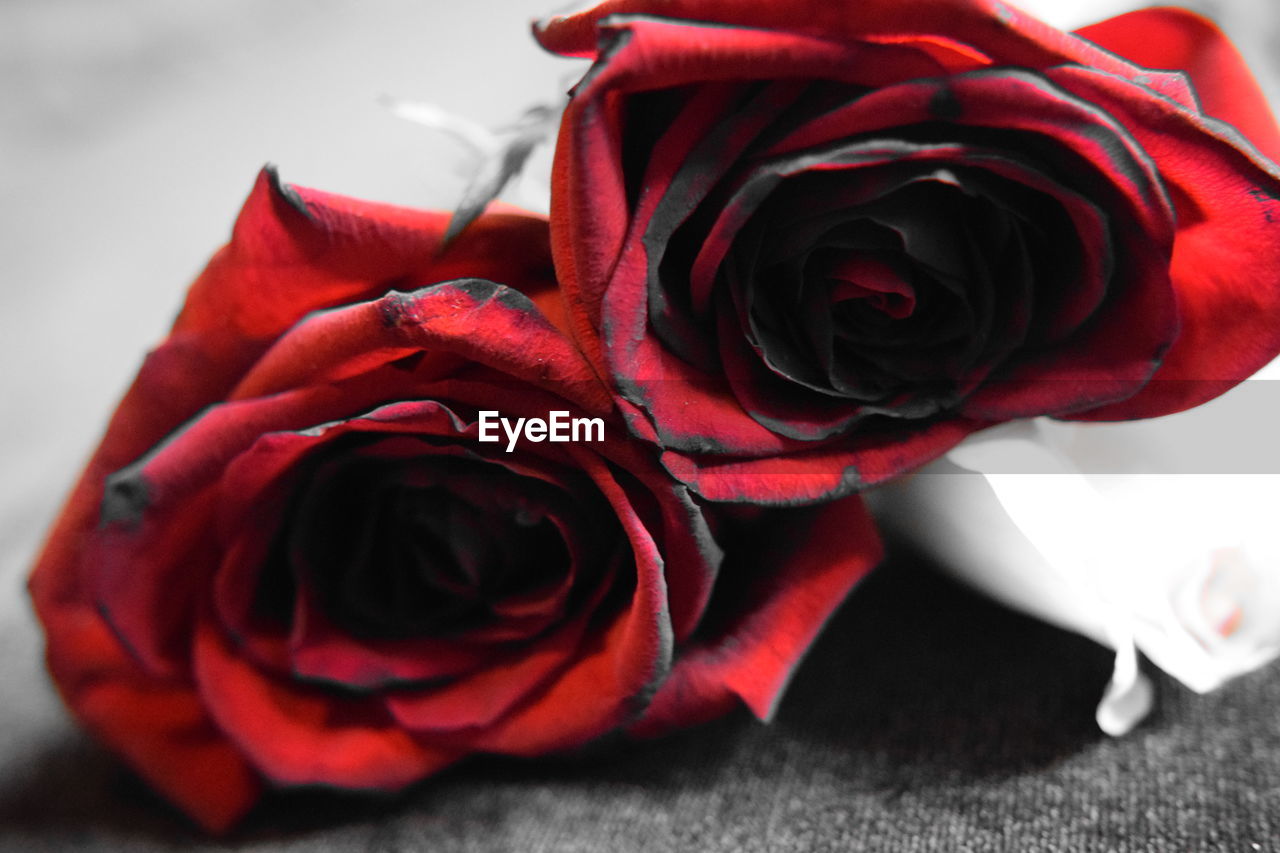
[30,0,1280,831]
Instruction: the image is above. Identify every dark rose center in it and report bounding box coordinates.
[817,251,917,321]
[268,449,577,641]
[712,158,1095,425]
[630,75,1143,441]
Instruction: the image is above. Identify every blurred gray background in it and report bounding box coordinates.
[2,1,1279,850]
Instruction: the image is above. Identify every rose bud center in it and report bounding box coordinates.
[252,440,616,649]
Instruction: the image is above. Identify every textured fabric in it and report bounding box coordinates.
[3,545,1277,851]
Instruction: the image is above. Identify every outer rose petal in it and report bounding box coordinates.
[1075,7,1280,166]
[384,603,601,733]
[534,0,1195,102]
[104,168,557,480]
[91,384,398,677]
[631,494,882,733]
[1044,66,1280,419]
[193,609,462,790]
[660,416,982,505]
[469,447,676,755]
[231,280,612,415]
[24,581,259,832]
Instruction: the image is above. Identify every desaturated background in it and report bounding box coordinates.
[1,0,1278,844]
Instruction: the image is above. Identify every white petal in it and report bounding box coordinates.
[873,371,1280,734]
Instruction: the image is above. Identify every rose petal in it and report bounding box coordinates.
[640,470,724,641]
[631,494,882,733]
[193,608,460,790]
[1075,7,1280,165]
[89,380,409,676]
[88,170,551,482]
[467,450,676,754]
[535,0,1197,106]
[384,570,615,734]
[646,81,808,369]
[26,580,259,832]
[1046,65,1280,418]
[661,415,984,504]
[231,280,611,416]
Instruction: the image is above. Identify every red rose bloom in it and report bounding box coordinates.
[29,169,881,831]
[536,0,1280,503]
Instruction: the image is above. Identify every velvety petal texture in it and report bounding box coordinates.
[537,0,1280,504]
[30,170,883,831]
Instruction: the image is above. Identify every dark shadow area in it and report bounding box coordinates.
[3,544,1278,851]
[774,534,1115,775]
[0,730,196,841]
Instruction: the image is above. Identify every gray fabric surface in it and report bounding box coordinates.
[3,546,1277,852]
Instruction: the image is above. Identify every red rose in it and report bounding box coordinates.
[536,0,1280,503]
[29,169,881,831]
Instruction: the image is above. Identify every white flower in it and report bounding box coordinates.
[870,378,1280,735]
